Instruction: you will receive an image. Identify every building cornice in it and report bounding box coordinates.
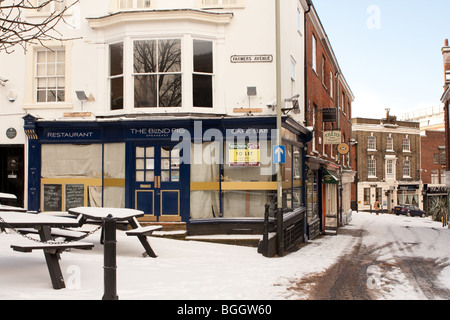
[87,9,234,29]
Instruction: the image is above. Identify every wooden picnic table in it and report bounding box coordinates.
[68,207,162,258]
[0,212,93,290]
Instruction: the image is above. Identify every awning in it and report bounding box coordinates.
[323,169,339,184]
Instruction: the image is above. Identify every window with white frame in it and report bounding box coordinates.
[367,135,376,150]
[386,159,394,179]
[386,135,394,151]
[202,0,239,6]
[403,158,411,177]
[193,39,214,108]
[297,6,302,34]
[312,34,317,73]
[109,42,124,110]
[329,71,333,99]
[133,39,182,108]
[117,0,152,10]
[37,0,67,12]
[36,49,66,103]
[368,156,376,177]
[402,136,410,152]
[431,170,439,184]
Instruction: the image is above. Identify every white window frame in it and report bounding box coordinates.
[36,0,67,13]
[402,136,411,152]
[403,158,411,178]
[116,0,152,10]
[312,34,317,74]
[23,42,73,110]
[200,0,245,8]
[386,135,394,151]
[367,135,377,151]
[35,48,66,104]
[368,156,376,178]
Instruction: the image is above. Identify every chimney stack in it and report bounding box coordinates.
[443,39,450,85]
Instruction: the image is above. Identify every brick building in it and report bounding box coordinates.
[442,39,450,186]
[304,3,355,237]
[421,130,447,213]
[352,112,421,212]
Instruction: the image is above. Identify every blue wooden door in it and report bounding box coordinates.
[134,144,182,221]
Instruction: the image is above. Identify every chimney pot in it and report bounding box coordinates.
[446,39,449,47]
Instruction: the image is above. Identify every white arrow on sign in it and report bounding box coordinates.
[274,146,284,163]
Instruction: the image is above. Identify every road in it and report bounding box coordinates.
[288,213,450,300]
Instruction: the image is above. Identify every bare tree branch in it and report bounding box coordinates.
[0,0,80,53]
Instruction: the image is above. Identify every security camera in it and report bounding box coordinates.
[0,77,9,86]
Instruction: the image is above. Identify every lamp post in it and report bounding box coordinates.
[275,0,284,257]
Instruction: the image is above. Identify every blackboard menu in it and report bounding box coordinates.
[43,184,62,212]
[65,184,85,211]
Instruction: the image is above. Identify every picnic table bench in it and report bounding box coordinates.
[16,227,89,241]
[0,211,94,290]
[69,207,163,258]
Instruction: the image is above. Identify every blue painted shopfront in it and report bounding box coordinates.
[24,114,312,232]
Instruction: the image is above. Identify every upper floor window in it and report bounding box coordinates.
[402,136,411,152]
[403,159,411,177]
[386,136,394,151]
[117,0,152,10]
[36,49,65,103]
[109,42,124,110]
[367,135,376,151]
[193,39,213,108]
[37,0,67,13]
[312,34,317,74]
[202,0,240,6]
[133,39,182,108]
[368,156,376,177]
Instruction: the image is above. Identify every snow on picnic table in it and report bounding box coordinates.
[0,211,449,300]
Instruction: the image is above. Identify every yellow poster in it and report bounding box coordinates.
[228,143,260,167]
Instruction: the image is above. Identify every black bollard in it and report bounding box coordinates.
[102,214,118,300]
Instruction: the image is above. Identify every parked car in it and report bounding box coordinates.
[394,204,427,217]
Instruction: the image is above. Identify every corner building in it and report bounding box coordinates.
[0,0,317,239]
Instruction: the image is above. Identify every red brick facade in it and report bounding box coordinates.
[421,130,446,185]
[305,13,353,163]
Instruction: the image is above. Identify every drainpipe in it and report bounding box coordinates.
[304,0,312,125]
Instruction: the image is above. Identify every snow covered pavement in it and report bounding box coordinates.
[0,211,448,300]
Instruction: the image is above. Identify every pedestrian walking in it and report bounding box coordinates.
[374,201,380,215]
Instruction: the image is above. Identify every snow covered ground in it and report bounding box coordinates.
[0,211,449,300]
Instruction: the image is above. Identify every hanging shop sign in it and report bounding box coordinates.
[322,108,337,122]
[337,143,350,155]
[228,143,260,167]
[323,131,341,145]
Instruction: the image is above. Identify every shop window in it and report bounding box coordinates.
[36,49,66,103]
[109,42,124,110]
[193,39,213,108]
[190,142,221,219]
[306,170,318,221]
[134,39,182,108]
[363,188,370,206]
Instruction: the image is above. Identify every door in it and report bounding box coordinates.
[0,145,24,207]
[134,144,182,222]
